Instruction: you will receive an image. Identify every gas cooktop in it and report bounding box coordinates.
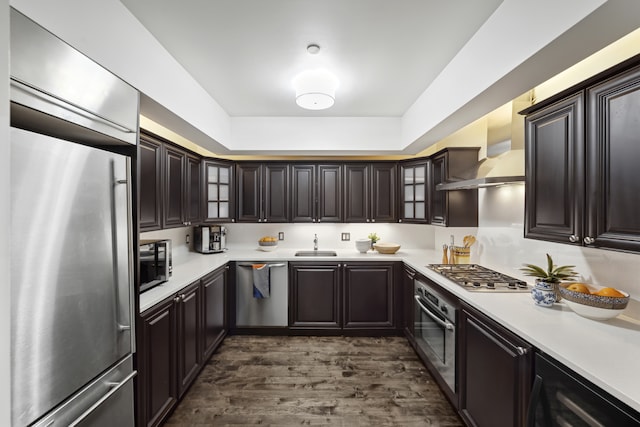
[427,264,531,292]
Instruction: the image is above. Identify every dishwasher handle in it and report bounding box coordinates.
[237,263,286,268]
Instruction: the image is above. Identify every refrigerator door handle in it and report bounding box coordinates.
[67,371,137,427]
[110,159,135,353]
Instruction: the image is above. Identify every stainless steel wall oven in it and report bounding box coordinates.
[414,277,457,396]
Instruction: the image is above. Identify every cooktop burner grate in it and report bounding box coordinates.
[427,264,530,292]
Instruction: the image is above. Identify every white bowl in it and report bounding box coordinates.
[258,245,278,252]
[355,239,371,253]
[563,299,626,320]
[559,283,630,320]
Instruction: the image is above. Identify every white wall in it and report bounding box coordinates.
[230,117,402,155]
[142,223,435,258]
[1,1,11,424]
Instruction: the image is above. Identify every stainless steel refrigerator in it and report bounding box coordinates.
[10,8,139,427]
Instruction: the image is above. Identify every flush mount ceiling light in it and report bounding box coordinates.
[292,44,339,110]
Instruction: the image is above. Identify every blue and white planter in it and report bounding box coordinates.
[531,279,558,307]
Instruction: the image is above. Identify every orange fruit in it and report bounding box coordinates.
[566,283,591,294]
[594,287,626,297]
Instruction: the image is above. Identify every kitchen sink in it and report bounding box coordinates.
[295,250,338,256]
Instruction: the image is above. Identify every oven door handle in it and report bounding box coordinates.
[415,295,454,331]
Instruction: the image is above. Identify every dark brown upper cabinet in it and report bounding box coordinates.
[524,93,584,244]
[139,135,162,231]
[586,65,640,252]
[185,154,202,225]
[163,145,201,228]
[162,145,186,228]
[139,131,201,231]
[291,164,342,223]
[523,57,640,252]
[236,163,289,223]
[430,148,479,227]
[202,159,234,223]
[344,163,396,223]
[399,159,429,223]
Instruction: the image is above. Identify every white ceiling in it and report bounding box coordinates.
[120,0,503,118]
[109,0,640,155]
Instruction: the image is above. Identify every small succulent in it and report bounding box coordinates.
[520,253,578,283]
[367,232,380,243]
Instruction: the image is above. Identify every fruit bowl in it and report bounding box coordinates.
[258,237,278,251]
[373,242,401,254]
[559,283,630,320]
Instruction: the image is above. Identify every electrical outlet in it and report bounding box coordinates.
[341,232,350,241]
[278,232,285,241]
[186,234,190,244]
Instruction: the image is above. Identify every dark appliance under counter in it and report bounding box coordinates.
[528,352,640,426]
[413,275,458,407]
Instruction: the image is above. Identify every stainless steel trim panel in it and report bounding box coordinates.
[10,8,139,145]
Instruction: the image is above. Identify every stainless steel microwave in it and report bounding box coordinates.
[139,239,172,293]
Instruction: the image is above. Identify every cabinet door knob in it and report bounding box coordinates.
[398,219,403,223]
[516,346,528,356]
[583,236,595,245]
[366,219,370,223]
[312,219,316,223]
[372,219,376,223]
[569,235,580,243]
[317,219,321,223]
[231,219,235,223]
[264,218,268,222]
[173,296,180,303]
[258,219,262,223]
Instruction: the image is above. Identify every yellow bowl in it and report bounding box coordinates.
[373,242,401,254]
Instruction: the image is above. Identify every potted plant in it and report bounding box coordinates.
[367,232,380,251]
[521,254,578,303]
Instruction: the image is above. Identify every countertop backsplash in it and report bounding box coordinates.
[141,184,639,300]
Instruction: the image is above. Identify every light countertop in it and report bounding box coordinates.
[139,246,640,413]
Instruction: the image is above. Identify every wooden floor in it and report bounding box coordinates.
[165,336,463,426]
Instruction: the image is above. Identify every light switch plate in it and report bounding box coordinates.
[278,232,285,241]
[341,232,350,241]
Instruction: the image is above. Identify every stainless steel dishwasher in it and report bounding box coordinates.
[236,262,288,327]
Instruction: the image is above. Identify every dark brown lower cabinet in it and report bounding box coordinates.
[139,265,228,427]
[176,281,201,398]
[289,262,341,328]
[459,302,533,427]
[139,297,178,427]
[343,263,395,328]
[289,262,396,331]
[202,266,228,360]
[402,265,416,342]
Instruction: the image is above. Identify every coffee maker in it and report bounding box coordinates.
[194,225,227,254]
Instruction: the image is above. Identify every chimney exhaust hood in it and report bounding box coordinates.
[435,174,524,191]
[436,97,528,191]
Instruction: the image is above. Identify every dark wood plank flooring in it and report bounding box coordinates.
[166,336,463,426]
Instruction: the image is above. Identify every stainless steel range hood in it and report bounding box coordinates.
[436,98,527,191]
[436,174,525,190]
[436,147,525,191]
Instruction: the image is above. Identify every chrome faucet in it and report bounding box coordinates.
[313,234,318,251]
